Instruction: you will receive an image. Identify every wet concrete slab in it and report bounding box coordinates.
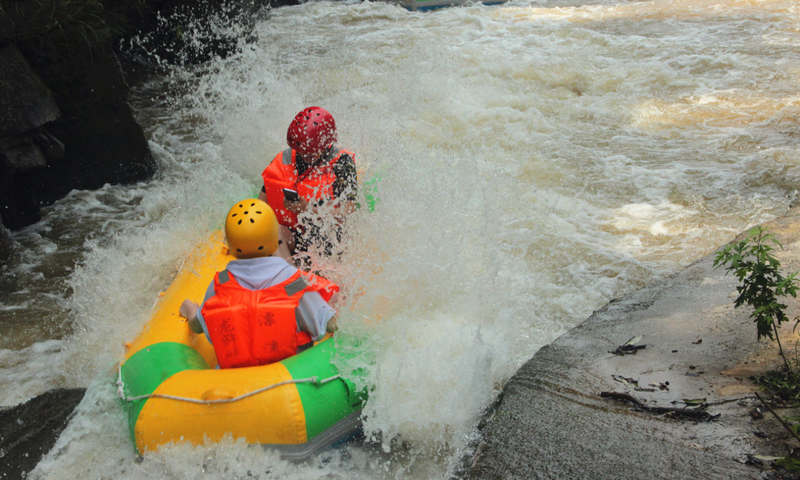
[466,207,800,480]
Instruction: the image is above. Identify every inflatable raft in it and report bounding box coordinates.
[117,231,366,460]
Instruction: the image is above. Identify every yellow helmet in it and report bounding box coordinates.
[224,199,279,259]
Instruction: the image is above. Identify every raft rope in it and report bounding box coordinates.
[115,365,341,405]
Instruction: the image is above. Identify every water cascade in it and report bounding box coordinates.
[1,0,799,477]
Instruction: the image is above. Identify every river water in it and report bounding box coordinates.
[1,0,799,477]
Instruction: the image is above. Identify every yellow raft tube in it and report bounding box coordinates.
[117,231,366,459]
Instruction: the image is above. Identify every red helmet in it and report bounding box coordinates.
[286,107,337,160]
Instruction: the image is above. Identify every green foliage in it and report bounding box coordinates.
[755,369,800,405]
[173,25,185,41]
[717,227,800,472]
[11,0,107,43]
[9,0,147,45]
[776,455,800,471]
[713,226,799,343]
[787,415,800,434]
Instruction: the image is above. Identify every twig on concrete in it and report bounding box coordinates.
[754,391,800,444]
[600,391,714,419]
[703,397,749,407]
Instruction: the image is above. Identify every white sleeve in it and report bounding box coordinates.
[195,280,216,344]
[295,291,336,342]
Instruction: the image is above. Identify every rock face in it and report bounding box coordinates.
[0,388,86,479]
[0,41,62,229]
[0,0,305,236]
[0,2,156,232]
[16,26,156,206]
[0,43,59,136]
[0,0,292,234]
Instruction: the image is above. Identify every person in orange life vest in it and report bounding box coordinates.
[257,107,358,258]
[178,199,339,368]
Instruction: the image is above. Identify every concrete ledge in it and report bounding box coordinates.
[465,207,800,479]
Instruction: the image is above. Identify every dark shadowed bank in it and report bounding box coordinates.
[0,0,298,237]
[459,205,800,480]
[0,1,154,233]
[0,389,85,479]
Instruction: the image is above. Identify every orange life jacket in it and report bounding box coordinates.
[261,147,355,229]
[200,269,338,369]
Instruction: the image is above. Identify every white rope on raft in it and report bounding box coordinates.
[115,364,341,405]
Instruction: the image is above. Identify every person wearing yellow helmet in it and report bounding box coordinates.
[179,199,339,368]
[223,198,280,258]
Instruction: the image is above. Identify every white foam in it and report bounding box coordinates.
[4,0,799,477]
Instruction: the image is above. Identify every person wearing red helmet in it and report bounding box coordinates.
[258,107,358,262]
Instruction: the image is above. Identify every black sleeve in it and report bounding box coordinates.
[332,154,358,202]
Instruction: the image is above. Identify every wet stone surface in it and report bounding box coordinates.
[465,207,800,480]
[0,388,86,479]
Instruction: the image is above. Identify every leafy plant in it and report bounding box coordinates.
[776,455,800,471]
[785,415,800,435]
[756,369,800,404]
[713,226,800,372]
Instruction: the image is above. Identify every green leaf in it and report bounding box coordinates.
[753,455,784,462]
[715,227,799,369]
[623,335,643,346]
[776,456,800,471]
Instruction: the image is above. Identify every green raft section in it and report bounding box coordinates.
[363,175,381,212]
[120,342,209,443]
[119,339,367,446]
